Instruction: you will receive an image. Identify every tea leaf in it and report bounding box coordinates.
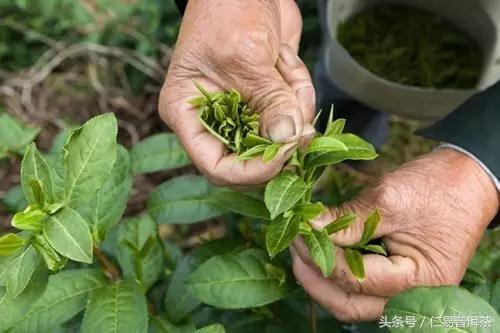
[81,280,148,333]
[64,113,118,204]
[0,186,28,213]
[242,133,272,147]
[325,118,346,136]
[0,263,48,332]
[32,234,67,272]
[262,143,280,162]
[0,233,26,256]
[148,175,224,224]
[306,136,347,154]
[344,248,365,281]
[149,316,196,333]
[294,202,326,220]
[43,207,93,263]
[325,212,357,235]
[236,144,268,161]
[196,324,226,333]
[74,146,133,241]
[303,229,335,277]
[361,244,387,256]
[12,205,46,232]
[114,215,163,290]
[5,246,40,298]
[266,215,300,257]
[305,134,377,169]
[210,189,270,220]
[358,210,380,246]
[186,249,291,308]
[265,172,308,220]
[0,113,40,153]
[385,287,500,333]
[10,269,106,333]
[21,143,55,205]
[131,133,191,174]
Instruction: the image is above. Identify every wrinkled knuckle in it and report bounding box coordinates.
[372,177,405,216]
[250,79,294,114]
[215,30,274,70]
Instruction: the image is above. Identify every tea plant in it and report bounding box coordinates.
[190,84,383,279]
[0,109,498,333]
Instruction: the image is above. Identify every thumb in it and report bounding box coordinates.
[310,197,396,247]
[235,67,304,143]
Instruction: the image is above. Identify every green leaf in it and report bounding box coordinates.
[81,280,148,333]
[114,215,163,290]
[149,316,196,333]
[0,262,48,332]
[325,213,357,235]
[10,269,106,333]
[305,134,377,169]
[43,207,93,263]
[148,175,224,224]
[1,186,28,213]
[294,202,326,220]
[0,113,40,152]
[32,234,67,271]
[5,246,40,298]
[361,244,387,255]
[262,143,280,162]
[264,172,308,220]
[0,233,26,256]
[12,205,47,231]
[130,133,191,174]
[325,119,346,136]
[196,324,226,333]
[236,144,268,161]
[164,239,240,323]
[358,210,380,245]
[242,133,272,147]
[306,136,347,154]
[344,248,365,281]
[210,189,270,220]
[303,229,335,277]
[74,145,133,241]
[64,113,118,204]
[384,286,500,333]
[21,143,56,205]
[266,215,300,257]
[186,249,291,309]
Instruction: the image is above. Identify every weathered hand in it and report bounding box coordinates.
[292,148,499,322]
[159,0,315,186]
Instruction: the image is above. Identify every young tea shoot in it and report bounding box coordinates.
[192,84,384,280]
[189,82,281,162]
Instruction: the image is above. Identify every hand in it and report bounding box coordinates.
[292,148,499,322]
[159,0,315,186]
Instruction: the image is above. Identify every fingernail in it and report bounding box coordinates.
[297,85,315,115]
[266,114,297,142]
[289,245,298,258]
[279,46,300,68]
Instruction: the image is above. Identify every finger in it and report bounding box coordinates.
[311,200,397,247]
[292,252,387,322]
[159,77,296,186]
[276,44,316,123]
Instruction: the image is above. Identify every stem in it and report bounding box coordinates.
[309,296,317,333]
[93,246,121,281]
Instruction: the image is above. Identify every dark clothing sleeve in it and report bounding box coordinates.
[418,81,500,178]
[175,0,187,14]
[417,82,500,228]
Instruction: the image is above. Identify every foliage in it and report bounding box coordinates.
[337,4,482,89]
[0,0,181,73]
[0,100,498,332]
